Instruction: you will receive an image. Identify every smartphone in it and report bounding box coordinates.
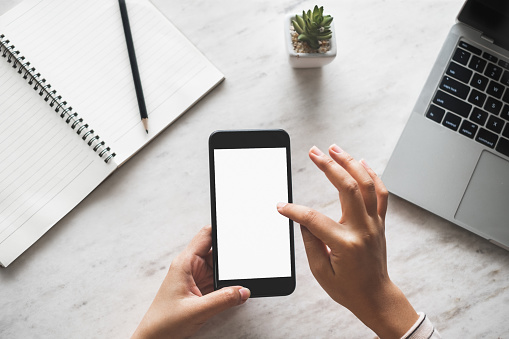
[209,129,296,297]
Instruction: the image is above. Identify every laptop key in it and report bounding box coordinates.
[486,81,504,99]
[459,41,481,55]
[498,59,509,70]
[442,112,461,131]
[483,52,498,63]
[501,105,509,121]
[476,128,498,148]
[468,55,487,73]
[484,97,503,115]
[426,104,445,123]
[439,76,469,99]
[446,62,473,83]
[485,63,502,81]
[495,137,509,157]
[470,107,489,125]
[468,89,487,107]
[453,48,471,66]
[459,120,478,139]
[434,90,472,118]
[503,88,509,104]
[503,124,509,139]
[486,115,504,134]
[470,73,489,91]
[501,71,509,86]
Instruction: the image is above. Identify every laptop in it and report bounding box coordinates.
[383,0,509,250]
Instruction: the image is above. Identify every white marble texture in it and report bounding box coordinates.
[1,0,509,338]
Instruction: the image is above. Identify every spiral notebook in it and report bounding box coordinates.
[0,0,224,267]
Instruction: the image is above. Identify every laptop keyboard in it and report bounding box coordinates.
[426,40,509,158]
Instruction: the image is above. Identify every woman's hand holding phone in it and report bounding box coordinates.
[277,145,419,339]
[131,225,250,339]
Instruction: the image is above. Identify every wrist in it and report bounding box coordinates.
[131,307,180,339]
[131,320,153,339]
[350,280,419,339]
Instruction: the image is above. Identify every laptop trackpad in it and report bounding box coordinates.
[456,151,509,245]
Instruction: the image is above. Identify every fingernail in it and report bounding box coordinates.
[330,144,343,154]
[360,159,371,169]
[239,288,251,301]
[310,146,324,156]
[277,202,287,210]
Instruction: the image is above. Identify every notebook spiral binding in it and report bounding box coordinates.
[0,34,116,163]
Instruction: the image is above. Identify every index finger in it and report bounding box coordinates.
[277,202,343,248]
[186,225,213,257]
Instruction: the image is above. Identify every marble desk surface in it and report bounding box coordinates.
[1,0,508,338]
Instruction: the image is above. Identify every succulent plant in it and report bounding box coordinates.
[292,6,333,50]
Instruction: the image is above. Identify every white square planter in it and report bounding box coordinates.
[285,13,337,69]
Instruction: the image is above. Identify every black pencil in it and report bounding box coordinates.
[118,0,149,133]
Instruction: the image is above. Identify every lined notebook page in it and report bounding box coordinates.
[1,0,224,164]
[0,55,115,266]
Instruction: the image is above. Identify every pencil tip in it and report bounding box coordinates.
[142,118,149,133]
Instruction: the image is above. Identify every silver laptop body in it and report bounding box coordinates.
[383,0,509,250]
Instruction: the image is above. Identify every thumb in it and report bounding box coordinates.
[193,286,250,320]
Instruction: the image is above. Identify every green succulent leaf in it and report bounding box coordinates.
[295,15,305,31]
[297,34,311,43]
[321,16,333,26]
[316,33,332,40]
[292,20,304,34]
[305,19,312,33]
[313,5,320,18]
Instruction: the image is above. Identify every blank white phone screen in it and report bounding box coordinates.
[214,147,291,280]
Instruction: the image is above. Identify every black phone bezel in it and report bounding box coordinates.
[208,129,295,297]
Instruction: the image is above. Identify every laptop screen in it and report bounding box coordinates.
[458,0,509,51]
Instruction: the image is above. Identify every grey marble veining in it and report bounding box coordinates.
[1,0,509,338]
